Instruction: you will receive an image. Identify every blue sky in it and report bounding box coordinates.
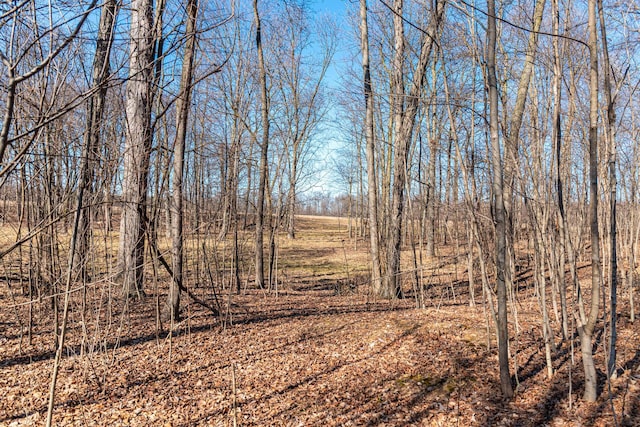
[312,0,348,14]
[302,0,355,195]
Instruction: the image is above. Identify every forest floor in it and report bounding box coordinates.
[0,215,639,426]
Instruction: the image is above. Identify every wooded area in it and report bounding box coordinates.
[0,0,639,425]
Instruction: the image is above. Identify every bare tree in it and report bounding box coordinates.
[117,0,155,298]
[551,0,570,342]
[269,3,334,240]
[577,0,601,402]
[254,0,270,290]
[0,0,97,178]
[165,0,199,321]
[383,0,446,299]
[597,0,618,378]
[359,0,383,297]
[487,0,514,399]
[75,0,119,280]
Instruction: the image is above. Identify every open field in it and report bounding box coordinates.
[0,215,639,426]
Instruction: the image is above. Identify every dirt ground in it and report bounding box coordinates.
[0,216,639,426]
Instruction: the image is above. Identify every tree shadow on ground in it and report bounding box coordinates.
[176,324,423,426]
[475,339,640,426]
[229,299,413,330]
[0,317,364,424]
[0,295,408,370]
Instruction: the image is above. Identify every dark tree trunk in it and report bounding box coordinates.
[487,0,514,399]
[165,0,198,321]
[254,0,270,289]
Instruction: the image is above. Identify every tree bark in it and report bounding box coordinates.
[359,0,383,296]
[597,0,617,378]
[254,0,269,289]
[118,0,155,298]
[383,0,446,299]
[165,0,198,321]
[384,0,405,299]
[551,0,569,341]
[487,0,514,399]
[426,133,437,258]
[75,0,119,280]
[578,0,601,402]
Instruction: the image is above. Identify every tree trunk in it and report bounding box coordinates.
[254,0,269,289]
[426,134,437,258]
[385,0,405,299]
[359,0,383,296]
[597,0,617,377]
[75,0,118,280]
[288,159,297,239]
[383,0,445,299]
[579,0,601,402]
[551,0,569,341]
[118,0,154,298]
[164,0,198,321]
[487,0,514,399]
